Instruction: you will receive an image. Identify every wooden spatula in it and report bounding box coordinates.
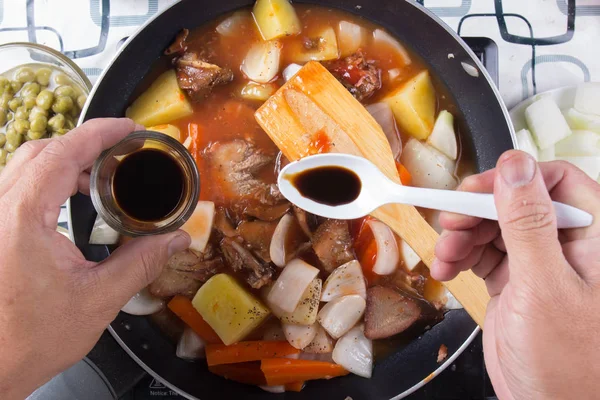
[255,61,489,327]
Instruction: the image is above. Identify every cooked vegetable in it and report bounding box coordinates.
[206,341,299,366]
[240,82,278,101]
[15,67,35,83]
[515,128,539,160]
[525,97,572,149]
[399,239,421,271]
[147,124,182,142]
[192,274,270,345]
[564,108,600,133]
[125,69,193,126]
[241,40,282,84]
[167,295,222,344]
[282,64,302,82]
[401,138,458,190]
[276,278,321,325]
[337,21,365,57]
[321,260,367,302]
[259,385,286,393]
[121,287,165,316]
[367,220,399,276]
[260,358,349,386]
[428,110,458,160]
[284,381,305,392]
[252,0,302,41]
[574,83,600,116]
[384,71,435,140]
[395,162,412,186]
[332,324,373,378]
[538,145,555,162]
[48,114,66,131]
[366,102,402,160]
[269,213,307,267]
[176,327,206,360]
[293,27,339,62]
[303,325,334,354]
[364,286,420,340]
[556,156,600,180]
[283,323,318,349]
[372,29,411,66]
[180,201,215,253]
[35,68,52,86]
[209,362,267,386]
[216,11,252,37]
[267,259,319,313]
[554,130,600,157]
[318,294,366,339]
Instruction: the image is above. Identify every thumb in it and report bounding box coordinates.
[96,230,191,304]
[493,150,567,285]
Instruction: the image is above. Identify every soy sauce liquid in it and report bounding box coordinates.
[113,149,184,221]
[288,166,361,206]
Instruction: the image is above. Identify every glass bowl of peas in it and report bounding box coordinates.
[0,42,92,171]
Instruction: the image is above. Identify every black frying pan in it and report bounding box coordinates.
[71,0,514,398]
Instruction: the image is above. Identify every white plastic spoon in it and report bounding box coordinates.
[278,153,593,229]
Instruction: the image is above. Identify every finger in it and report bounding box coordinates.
[493,150,572,287]
[77,172,91,196]
[485,260,509,297]
[471,245,505,279]
[0,139,52,195]
[562,238,600,285]
[431,245,485,281]
[93,231,191,306]
[435,220,500,263]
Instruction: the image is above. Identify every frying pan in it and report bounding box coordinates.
[71,0,515,398]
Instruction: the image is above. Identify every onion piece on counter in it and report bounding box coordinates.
[574,82,600,116]
[259,385,286,394]
[564,108,600,134]
[303,325,334,354]
[216,11,251,37]
[180,201,215,253]
[366,102,402,160]
[367,220,399,276]
[555,130,600,157]
[337,21,365,57]
[515,128,539,161]
[317,295,366,339]
[427,110,458,160]
[283,322,318,350]
[176,327,206,360]
[89,214,119,245]
[321,260,367,302]
[525,97,572,150]
[270,213,307,267]
[399,239,421,272]
[283,63,303,82]
[267,259,320,313]
[372,29,411,66]
[401,138,458,190]
[121,288,165,316]
[332,324,373,378]
[241,40,282,83]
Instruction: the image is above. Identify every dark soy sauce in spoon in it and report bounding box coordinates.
[287,166,361,206]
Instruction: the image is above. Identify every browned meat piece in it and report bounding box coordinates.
[312,219,355,272]
[175,52,233,102]
[324,51,382,101]
[244,202,290,222]
[173,258,225,282]
[364,286,421,340]
[148,269,201,298]
[165,29,189,56]
[220,237,274,289]
[214,207,237,237]
[293,206,319,238]
[437,344,448,363]
[237,220,278,262]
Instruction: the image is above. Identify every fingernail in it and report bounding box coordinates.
[168,232,191,257]
[500,152,536,188]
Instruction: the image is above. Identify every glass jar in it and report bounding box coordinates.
[90,131,200,236]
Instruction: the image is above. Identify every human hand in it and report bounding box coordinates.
[0,118,190,400]
[431,150,600,400]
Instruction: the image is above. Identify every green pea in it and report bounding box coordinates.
[54,73,72,86]
[35,68,52,86]
[30,115,47,132]
[0,77,8,89]
[0,112,6,127]
[6,113,13,123]
[48,114,65,131]
[6,152,14,163]
[26,129,46,140]
[15,67,35,83]
[10,81,22,93]
[22,95,37,110]
[21,82,41,97]
[0,133,6,147]
[5,122,15,136]
[52,96,73,114]
[8,97,22,112]
[29,106,48,120]
[54,128,69,136]
[13,119,29,134]
[0,148,7,165]
[55,85,77,100]
[65,119,76,131]
[0,93,12,109]
[5,130,23,152]
[36,90,54,110]
[76,94,87,110]
[14,106,29,121]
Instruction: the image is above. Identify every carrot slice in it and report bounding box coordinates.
[209,362,266,386]
[285,381,305,392]
[167,295,222,344]
[261,359,349,386]
[395,161,412,186]
[206,341,300,366]
[352,216,379,284]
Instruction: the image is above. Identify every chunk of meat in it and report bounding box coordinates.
[244,202,290,222]
[324,51,382,101]
[149,269,201,298]
[237,220,278,262]
[364,286,421,340]
[312,219,355,272]
[220,237,274,289]
[293,206,319,239]
[164,28,189,56]
[214,207,237,237]
[175,52,233,102]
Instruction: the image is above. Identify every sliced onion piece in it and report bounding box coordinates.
[283,322,318,350]
[317,294,366,339]
[293,27,339,62]
[366,102,402,160]
[216,11,251,37]
[515,128,539,161]
[372,29,411,66]
[321,260,367,302]
[283,63,303,82]
[555,130,600,157]
[259,385,286,394]
[180,201,215,253]
[399,239,421,272]
[564,108,600,133]
[332,324,373,378]
[267,259,319,313]
[337,21,365,57]
[89,214,119,245]
[241,40,282,83]
[270,213,307,268]
[427,110,458,160]
[401,138,458,190]
[525,97,572,150]
[444,289,463,310]
[367,220,399,276]
[176,327,206,360]
[121,288,165,315]
[303,325,334,354]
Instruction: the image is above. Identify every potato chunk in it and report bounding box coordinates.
[126,69,193,126]
[192,274,270,345]
[253,0,301,41]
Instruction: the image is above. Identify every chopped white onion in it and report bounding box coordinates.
[283,63,303,82]
[332,324,373,378]
[367,220,399,276]
[121,288,165,316]
[321,260,367,302]
[428,110,458,160]
[89,214,119,245]
[259,385,286,394]
[283,322,318,350]
[176,327,206,360]
[303,325,334,354]
[337,21,365,57]
[460,62,479,78]
[515,128,539,161]
[216,11,251,37]
[267,259,319,313]
[180,201,215,253]
[401,138,458,190]
[555,130,600,157]
[366,103,402,160]
[525,98,572,150]
[538,145,555,162]
[387,68,401,81]
[372,29,411,65]
[444,289,463,310]
[574,83,600,116]
[317,295,366,339]
[241,40,282,83]
[399,239,421,272]
[564,108,600,134]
